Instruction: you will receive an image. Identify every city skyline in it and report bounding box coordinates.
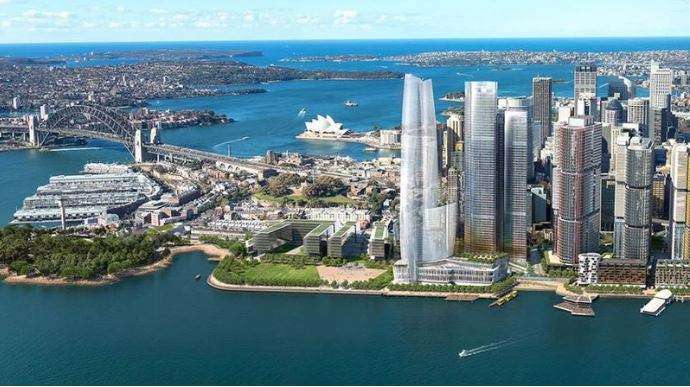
[1,0,690,43]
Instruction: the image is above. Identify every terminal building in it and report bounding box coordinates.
[13,167,161,226]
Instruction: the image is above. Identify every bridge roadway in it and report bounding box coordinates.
[0,125,351,179]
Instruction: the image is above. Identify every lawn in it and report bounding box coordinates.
[213,258,323,287]
[243,263,321,286]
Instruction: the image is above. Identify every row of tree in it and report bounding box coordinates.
[0,226,175,280]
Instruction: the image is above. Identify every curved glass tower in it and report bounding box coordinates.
[396,74,457,283]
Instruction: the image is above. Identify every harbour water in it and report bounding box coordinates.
[1,250,690,385]
[2,38,690,384]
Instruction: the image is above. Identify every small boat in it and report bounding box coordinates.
[195,274,201,280]
[458,350,469,358]
[344,100,358,107]
[364,147,377,151]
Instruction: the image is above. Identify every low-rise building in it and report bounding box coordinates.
[393,257,508,286]
[598,259,647,286]
[655,259,690,287]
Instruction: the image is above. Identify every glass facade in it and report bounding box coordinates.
[463,81,501,253]
[397,74,457,283]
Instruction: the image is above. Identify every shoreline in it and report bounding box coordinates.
[207,274,496,299]
[208,273,662,301]
[1,243,230,287]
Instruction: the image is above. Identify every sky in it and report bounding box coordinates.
[0,0,689,43]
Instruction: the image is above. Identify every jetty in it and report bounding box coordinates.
[640,289,674,316]
[554,294,598,317]
[445,294,480,302]
[490,290,518,307]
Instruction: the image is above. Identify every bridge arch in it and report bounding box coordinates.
[37,104,137,155]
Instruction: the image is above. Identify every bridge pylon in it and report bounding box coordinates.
[27,115,42,147]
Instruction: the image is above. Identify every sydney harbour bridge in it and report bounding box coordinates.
[0,103,320,178]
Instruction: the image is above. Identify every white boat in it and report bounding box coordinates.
[458,350,469,357]
[297,108,307,118]
[344,100,358,107]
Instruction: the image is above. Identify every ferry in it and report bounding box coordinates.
[344,100,358,107]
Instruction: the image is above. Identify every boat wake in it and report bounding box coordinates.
[458,338,520,358]
[212,137,250,148]
[50,147,101,152]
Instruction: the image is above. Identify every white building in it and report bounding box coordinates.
[577,253,601,285]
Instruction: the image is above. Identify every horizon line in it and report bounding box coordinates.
[2,35,690,46]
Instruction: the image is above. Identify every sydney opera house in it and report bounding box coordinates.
[298,114,352,139]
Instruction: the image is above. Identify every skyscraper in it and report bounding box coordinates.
[613,135,653,261]
[669,143,690,260]
[532,77,552,143]
[650,105,670,146]
[502,98,530,260]
[552,116,602,264]
[649,61,673,110]
[574,64,597,101]
[602,99,623,126]
[627,98,650,136]
[464,81,501,253]
[396,74,457,282]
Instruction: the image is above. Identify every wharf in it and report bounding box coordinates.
[554,294,598,317]
[445,294,480,302]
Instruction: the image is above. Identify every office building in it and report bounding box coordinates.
[576,93,599,120]
[395,74,457,283]
[627,98,650,136]
[649,61,673,110]
[608,76,636,100]
[602,99,623,126]
[464,81,502,253]
[532,77,552,143]
[612,135,653,262]
[574,64,597,101]
[552,116,602,264]
[669,143,690,259]
[651,106,670,146]
[501,98,530,260]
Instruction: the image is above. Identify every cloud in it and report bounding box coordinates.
[333,9,357,25]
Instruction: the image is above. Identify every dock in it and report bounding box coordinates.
[445,294,480,302]
[489,290,518,307]
[554,294,597,317]
[641,289,673,316]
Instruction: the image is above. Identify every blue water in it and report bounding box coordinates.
[2,39,690,385]
[2,250,690,385]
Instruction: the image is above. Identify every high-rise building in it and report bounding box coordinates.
[669,143,690,260]
[608,76,636,100]
[649,61,673,110]
[574,64,597,101]
[650,105,670,146]
[627,98,650,136]
[613,135,653,261]
[532,77,552,143]
[602,99,623,126]
[464,81,502,253]
[552,116,602,264]
[395,74,457,283]
[576,93,599,120]
[501,98,530,260]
